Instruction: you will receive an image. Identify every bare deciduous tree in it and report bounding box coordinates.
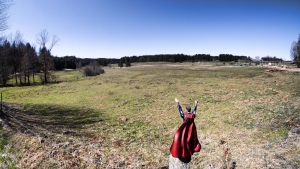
[36,29,49,48]
[49,35,59,51]
[291,34,300,68]
[36,29,59,84]
[0,39,12,85]
[290,42,297,60]
[36,29,60,51]
[0,0,12,34]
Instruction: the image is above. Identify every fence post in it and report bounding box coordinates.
[1,92,2,113]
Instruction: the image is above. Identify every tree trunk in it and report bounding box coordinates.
[14,72,18,85]
[44,71,47,84]
[2,77,6,86]
[18,75,23,86]
[27,75,30,85]
[24,72,26,85]
[43,53,48,84]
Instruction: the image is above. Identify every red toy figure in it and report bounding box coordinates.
[170,98,201,164]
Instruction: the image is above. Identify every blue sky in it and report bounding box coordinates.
[7,0,300,60]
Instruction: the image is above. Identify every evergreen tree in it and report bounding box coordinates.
[118,60,123,67]
[0,40,12,85]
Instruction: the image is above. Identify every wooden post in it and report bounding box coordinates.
[1,92,2,112]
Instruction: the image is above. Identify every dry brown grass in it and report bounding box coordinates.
[0,62,299,168]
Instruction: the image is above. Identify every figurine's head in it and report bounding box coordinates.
[186,106,191,112]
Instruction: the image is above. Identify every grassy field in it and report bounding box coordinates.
[0,62,300,168]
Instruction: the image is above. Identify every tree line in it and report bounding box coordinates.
[260,56,284,62]
[53,56,119,71]
[0,31,119,86]
[0,1,113,86]
[0,30,286,87]
[0,30,60,85]
[120,54,261,63]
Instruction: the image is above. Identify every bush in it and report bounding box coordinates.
[82,61,105,76]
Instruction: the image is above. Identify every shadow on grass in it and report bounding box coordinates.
[0,102,103,137]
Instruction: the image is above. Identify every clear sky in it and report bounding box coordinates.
[7,0,300,60]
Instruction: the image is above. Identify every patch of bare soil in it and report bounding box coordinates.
[284,68,300,72]
[264,66,300,72]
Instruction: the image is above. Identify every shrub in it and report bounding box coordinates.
[82,61,105,76]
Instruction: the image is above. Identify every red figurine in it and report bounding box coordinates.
[170,98,201,163]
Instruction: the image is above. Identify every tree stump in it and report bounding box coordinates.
[169,155,190,169]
